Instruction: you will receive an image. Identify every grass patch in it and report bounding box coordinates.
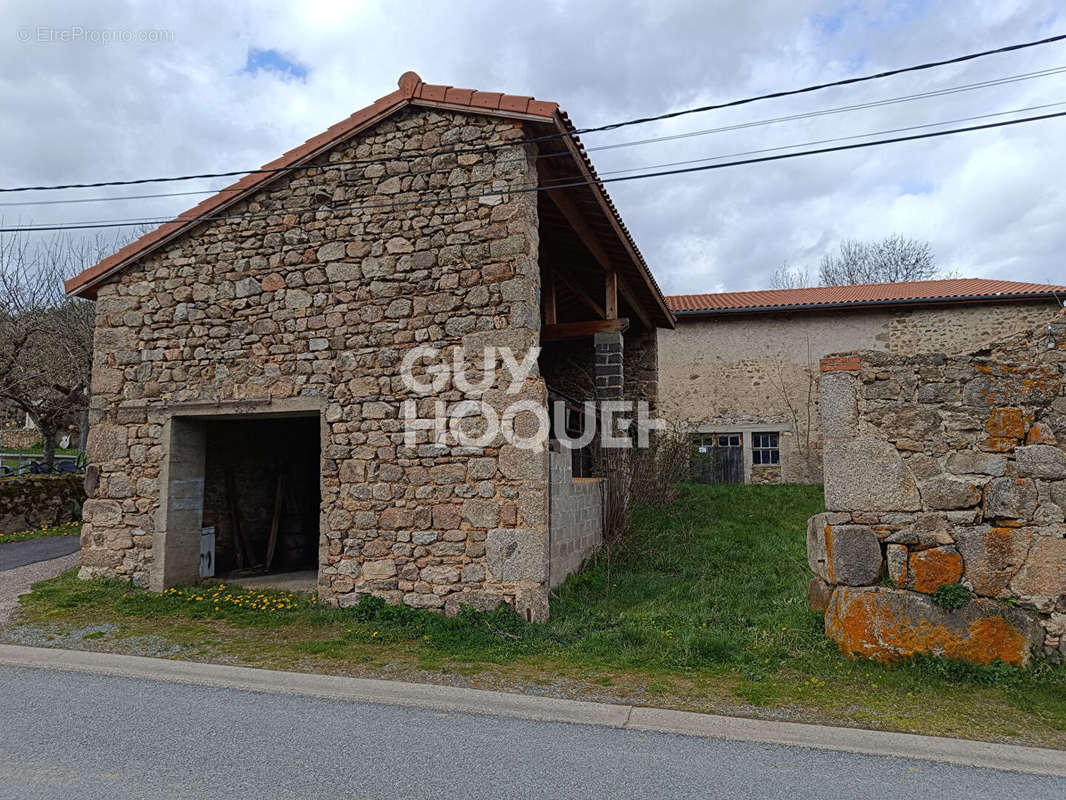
[0,521,81,545]
[11,483,1066,747]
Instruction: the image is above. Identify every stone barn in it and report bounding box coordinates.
[66,72,673,620]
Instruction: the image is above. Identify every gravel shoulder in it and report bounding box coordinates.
[0,552,79,626]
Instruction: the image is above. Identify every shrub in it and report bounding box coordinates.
[931,583,971,610]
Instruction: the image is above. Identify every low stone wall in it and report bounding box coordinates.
[809,313,1066,667]
[0,475,86,534]
[0,428,38,450]
[549,447,603,588]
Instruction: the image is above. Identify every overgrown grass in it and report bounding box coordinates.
[0,521,81,545]
[13,484,1066,746]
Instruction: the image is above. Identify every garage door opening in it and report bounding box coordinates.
[200,416,320,591]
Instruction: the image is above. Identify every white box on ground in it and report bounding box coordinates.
[200,527,216,578]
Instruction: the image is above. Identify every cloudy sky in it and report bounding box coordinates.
[2,0,1063,295]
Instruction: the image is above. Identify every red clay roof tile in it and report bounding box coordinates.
[443,87,475,105]
[417,83,449,102]
[498,94,532,113]
[668,278,1066,314]
[470,91,504,109]
[526,99,558,117]
[62,72,677,325]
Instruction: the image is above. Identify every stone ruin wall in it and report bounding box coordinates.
[809,312,1066,667]
[79,105,557,620]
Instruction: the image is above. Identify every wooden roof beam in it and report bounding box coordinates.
[541,318,629,342]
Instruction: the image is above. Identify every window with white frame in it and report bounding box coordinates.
[752,432,780,465]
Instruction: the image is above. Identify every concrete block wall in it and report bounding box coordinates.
[549,447,603,588]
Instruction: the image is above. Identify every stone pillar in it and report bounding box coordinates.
[152,416,206,592]
[594,331,624,400]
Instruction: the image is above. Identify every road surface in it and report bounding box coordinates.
[0,535,79,571]
[2,659,1064,799]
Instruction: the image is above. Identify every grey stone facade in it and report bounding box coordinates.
[77,105,555,619]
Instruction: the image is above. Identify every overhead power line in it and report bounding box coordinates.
[4,110,1063,235]
[556,100,1066,182]
[3,64,1064,210]
[1,31,1063,195]
[585,65,1066,153]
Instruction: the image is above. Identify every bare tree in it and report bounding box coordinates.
[0,228,139,468]
[768,263,811,290]
[818,235,936,285]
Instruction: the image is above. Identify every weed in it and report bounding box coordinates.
[931,583,971,610]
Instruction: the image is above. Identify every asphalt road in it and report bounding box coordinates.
[0,535,79,571]
[2,665,1063,800]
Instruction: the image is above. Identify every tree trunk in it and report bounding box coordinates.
[40,426,57,470]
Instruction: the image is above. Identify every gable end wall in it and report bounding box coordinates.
[79,106,553,619]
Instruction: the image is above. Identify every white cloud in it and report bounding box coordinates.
[1,0,1063,292]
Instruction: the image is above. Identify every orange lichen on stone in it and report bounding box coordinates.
[985,407,1025,439]
[908,547,964,593]
[824,587,1038,667]
[1026,422,1056,445]
[962,617,1031,666]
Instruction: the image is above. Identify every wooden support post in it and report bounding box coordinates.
[605,271,618,320]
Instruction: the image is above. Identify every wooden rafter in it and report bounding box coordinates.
[538,161,653,331]
[555,271,604,319]
[541,318,629,342]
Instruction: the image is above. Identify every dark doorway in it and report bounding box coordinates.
[692,433,744,484]
[201,416,320,579]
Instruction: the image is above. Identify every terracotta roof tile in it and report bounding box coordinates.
[443,87,475,105]
[668,279,1066,314]
[526,99,558,117]
[63,71,672,326]
[499,94,532,113]
[470,91,504,109]
[417,83,449,102]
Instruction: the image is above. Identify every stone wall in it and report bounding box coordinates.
[658,301,1059,484]
[809,313,1066,667]
[0,428,39,451]
[79,105,555,620]
[0,475,85,534]
[548,446,603,588]
[624,323,658,408]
